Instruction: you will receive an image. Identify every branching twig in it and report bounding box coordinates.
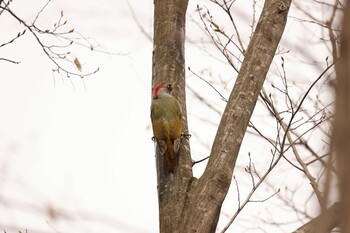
[0,2,100,80]
[245,152,256,188]
[0,29,26,48]
[221,153,284,232]
[188,66,228,102]
[197,5,241,72]
[210,0,245,52]
[250,188,280,202]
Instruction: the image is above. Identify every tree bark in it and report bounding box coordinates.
[152,0,193,232]
[333,1,350,232]
[180,1,291,232]
[292,202,340,233]
[152,0,292,232]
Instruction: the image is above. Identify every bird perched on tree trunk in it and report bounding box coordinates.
[151,82,182,176]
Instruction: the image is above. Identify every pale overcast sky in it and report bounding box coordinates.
[0,0,337,232]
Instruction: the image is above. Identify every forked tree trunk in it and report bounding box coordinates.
[152,0,291,232]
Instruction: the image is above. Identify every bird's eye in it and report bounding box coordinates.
[167,84,172,90]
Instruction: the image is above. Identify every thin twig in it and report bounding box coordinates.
[192,155,210,166]
[250,188,280,202]
[188,66,228,102]
[0,58,20,64]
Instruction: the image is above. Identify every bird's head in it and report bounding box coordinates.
[153,82,177,99]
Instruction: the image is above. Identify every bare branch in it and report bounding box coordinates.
[0,58,20,64]
[0,3,100,79]
[188,66,228,102]
[0,29,26,48]
[250,188,280,202]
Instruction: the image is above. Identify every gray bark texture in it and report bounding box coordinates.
[333,1,350,232]
[292,203,340,233]
[152,0,291,232]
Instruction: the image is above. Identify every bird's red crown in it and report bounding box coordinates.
[153,82,166,99]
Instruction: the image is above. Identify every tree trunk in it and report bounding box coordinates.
[152,0,292,232]
[333,1,350,232]
[292,203,340,233]
[152,0,193,232]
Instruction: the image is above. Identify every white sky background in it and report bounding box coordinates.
[0,0,338,232]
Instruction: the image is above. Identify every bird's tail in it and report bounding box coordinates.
[164,138,178,175]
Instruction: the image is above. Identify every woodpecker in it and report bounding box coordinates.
[151,82,182,175]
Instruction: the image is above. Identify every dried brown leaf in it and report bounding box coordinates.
[74,58,82,72]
